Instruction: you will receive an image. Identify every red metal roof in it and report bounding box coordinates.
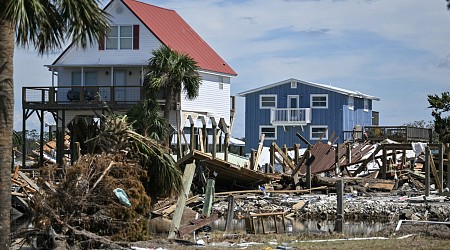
[122,0,236,76]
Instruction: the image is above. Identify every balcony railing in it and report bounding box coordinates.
[23,86,146,109]
[364,126,432,143]
[270,108,312,125]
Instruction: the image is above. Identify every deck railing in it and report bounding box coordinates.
[364,126,432,142]
[23,86,145,108]
[270,108,312,125]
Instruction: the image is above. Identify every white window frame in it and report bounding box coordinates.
[291,81,297,89]
[348,96,354,110]
[287,95,299,108]
[106,25,133,50]
[310,125,328,140]
[260,125,277,140]
[260,94,277,109]
[310,94,328,109]
[364,99,369,112]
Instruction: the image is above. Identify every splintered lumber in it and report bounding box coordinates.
[18,171,40,192]
[272,142,296,170]
[292,150,310,177]
[214,186,328,196]
[427,147,443,192]
[365,179,395,191]
[253,134,265,171]
[178,213,219,236]
[314,175,395,191]
[153,195,201,216]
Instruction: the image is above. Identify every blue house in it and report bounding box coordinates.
[238,78,380,153]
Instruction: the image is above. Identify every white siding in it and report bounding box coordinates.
[180,77,231,126]
[56,0,162,66]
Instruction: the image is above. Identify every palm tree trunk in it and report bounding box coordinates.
[0,13,14,249]
[163,86,175,146]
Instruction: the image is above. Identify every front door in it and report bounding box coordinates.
[287,95,299,121]
[114,71,126,102]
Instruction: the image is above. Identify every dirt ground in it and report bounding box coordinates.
[126,224,450,250]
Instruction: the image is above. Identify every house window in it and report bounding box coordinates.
[291,81,297,89]
[260,95,277,109]
[348,96,354,110]
[311,94,328,108]
[260,126,277,140]
[106,25,133,50]
[364,99,369,112]
[310,126,328,140]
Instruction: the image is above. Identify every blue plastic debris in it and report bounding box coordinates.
[113,188,131,207]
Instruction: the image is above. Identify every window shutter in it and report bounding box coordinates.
[133,25,139,50]
[99,35,105,50]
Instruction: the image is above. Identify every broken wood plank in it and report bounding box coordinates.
[178,214,219,236]
[272,143,296,170]
[253,134,265,171]
[428,147,443,192]
[18,171,40,192]
[215,186,328,196]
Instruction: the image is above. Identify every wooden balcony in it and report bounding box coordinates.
[23,86,149,110]
[364,126,432,143]
[270,108,312,126]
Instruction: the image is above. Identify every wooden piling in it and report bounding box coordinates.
[335,179,344,233]
[225,195,235,231]
[202,178,215,217]
[425,146,430,196]
[168,162,196,239]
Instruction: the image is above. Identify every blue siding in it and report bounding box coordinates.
[243,81,375,153]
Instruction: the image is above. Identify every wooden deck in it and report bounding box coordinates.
[364,126,432,143]
[22,86,148,110]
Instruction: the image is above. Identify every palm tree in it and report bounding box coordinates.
[0,0,108,247]
[144,46,201,144]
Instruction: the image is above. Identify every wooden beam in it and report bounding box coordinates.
[253,134,265,171]
[168,162,196,239]
[272,143,296,170]
[428,147,442,193]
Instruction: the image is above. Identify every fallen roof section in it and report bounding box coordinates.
[177,150,271,189]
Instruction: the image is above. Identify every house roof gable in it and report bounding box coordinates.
[238,78,380,101]
[52,0,236,76]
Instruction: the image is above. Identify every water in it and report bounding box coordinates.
[211,217,389,235]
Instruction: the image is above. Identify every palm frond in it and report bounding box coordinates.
[4,0,109,54]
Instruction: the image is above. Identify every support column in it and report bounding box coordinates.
[382,146,387,179]
[202,178,215,217]
[335,179,344,233]
[439,143,444,191]
[39,111,45,167]
[447,144,450,189]
[225,195,235,231]
[425,146,430,196]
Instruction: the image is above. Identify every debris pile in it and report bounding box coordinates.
[28,154,151,248]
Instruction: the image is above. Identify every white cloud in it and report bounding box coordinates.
[13,0,450,138]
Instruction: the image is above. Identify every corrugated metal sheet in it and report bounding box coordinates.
[122,0,237,76]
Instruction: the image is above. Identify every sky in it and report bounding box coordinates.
[13,0,450,138]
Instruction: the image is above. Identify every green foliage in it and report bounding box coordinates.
[127,98,167,141]
[428,92,450,143]
[91,112,182,199]
[144,46,201,99]
[3,0,109,54]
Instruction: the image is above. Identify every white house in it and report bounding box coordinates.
[45,0,237,130]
